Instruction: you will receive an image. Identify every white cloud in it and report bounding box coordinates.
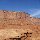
[28,9,40,17]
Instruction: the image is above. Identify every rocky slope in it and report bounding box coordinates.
[0,10,40,40]
[0,10,40,30]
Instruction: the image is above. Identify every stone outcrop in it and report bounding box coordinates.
[0,10,40,40]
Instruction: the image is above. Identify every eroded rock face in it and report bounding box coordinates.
[0,10,40,40]
[0,10,40,29]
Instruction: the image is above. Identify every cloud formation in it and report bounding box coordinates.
[28,9,40,18]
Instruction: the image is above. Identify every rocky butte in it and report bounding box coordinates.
[0,10,40,40]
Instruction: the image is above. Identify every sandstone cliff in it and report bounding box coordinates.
[0,10,40,40]
[0,10,40,30]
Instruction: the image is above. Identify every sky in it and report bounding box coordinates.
[0,0,40,18]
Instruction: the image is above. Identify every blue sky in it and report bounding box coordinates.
[0,0,40,18]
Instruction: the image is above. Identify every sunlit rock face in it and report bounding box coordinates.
[0,10,40,40]
[0,10,40,29]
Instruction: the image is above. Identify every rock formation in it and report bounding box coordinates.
[0,10,40,40]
